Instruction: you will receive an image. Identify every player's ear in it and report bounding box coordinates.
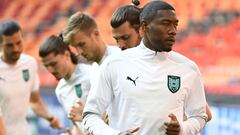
[140,21,148,34]
[92,28,100,36]
[64,50,70,58]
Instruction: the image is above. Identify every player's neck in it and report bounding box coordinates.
[1,55,17,65]
[64,64,76,80]
[96,42,106,64]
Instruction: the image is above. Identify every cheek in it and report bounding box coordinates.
[75,47,83,55]
[58,63,66,74]
[19,44,24,50]
[149,25,165,35]
[4,47,11,52]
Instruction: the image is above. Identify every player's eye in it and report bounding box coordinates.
[122,35,130,40]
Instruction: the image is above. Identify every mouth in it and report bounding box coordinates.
[12,52,20,56]
[165,38,175,45]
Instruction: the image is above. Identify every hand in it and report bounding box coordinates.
[164,113,180,135]
[59,128,72,135]
[71,124,84,135]
[102,112,109,124]
[68,100,85,122]
[61,125,84,135]
[118,127,140,135]
[48,116,61,129]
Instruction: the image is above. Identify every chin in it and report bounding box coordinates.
[9,58,19,63]
[121,48,127,51]
[56,77,61,80]
[53,75,61,80]
[162,48,172,52]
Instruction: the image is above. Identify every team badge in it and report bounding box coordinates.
[75,84,82,98]
[167,75,180,93]
[22,69,30,82]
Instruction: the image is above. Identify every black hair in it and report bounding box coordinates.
[140,0,175,23]
[0,20,21,43]
[132,0,140,6]
[39,34,78,64]
[110,4,141,31]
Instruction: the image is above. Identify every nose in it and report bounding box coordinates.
[12,44,20,52]
[168,24,177,36]
[117,40,127,50]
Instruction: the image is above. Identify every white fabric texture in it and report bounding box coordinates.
[83,42,207,135]
[0,54,40,135]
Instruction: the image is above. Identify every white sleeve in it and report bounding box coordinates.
[82,62,121,135]
[31,59,40,92]
[180,72,208,135]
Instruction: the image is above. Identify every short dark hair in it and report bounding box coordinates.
[140,1,175,23]
[0,20,21,43]
[110,5,141,31]
[39,34,78,64]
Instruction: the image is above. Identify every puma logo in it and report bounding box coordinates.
[126,76,139,86]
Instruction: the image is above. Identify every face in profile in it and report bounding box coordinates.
[142,10,178,52]
[71,30,99,62]
[1,31,23,64]
[112,21,141,50]
[41,52,69,80]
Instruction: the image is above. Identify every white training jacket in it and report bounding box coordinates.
[56,63,91,132]
[89,45,121,85]
[0,54,39,135]
[55,63,91,112]
[83,41,207,135]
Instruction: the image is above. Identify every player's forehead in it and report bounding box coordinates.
[2,31,22,43]
[112,23,136,38]
[72,31,89,45]
[42,53,59,63]
[113,21,134,33]
[153,10,178,22]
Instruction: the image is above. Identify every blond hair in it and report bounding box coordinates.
[63,12,97,44]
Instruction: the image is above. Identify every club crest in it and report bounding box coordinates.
[167,75,180,93]
[22,69,30,82]
[75,84,82,98]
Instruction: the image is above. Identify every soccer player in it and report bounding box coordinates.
[0,20,61,135]
[63,12,120,66]
[110,4,141,50]
[62,12,121,123]
[39,34,92,135]
[82,1,208,135]
[110,1,212,122]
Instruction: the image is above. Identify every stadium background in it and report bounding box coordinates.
[1,0,240,134]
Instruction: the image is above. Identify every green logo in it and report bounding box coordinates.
[75,84,82,98]
[167,75,180,93]
[22,69,30,82]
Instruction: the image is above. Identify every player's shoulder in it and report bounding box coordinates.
[19,54,37,65]
[75,63,91,78]
[106,45,121,53]
[78,63,92,71]
[102,46,140,66]
[169,51,200,74]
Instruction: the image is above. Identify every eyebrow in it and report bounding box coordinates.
[44,61,56,67]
